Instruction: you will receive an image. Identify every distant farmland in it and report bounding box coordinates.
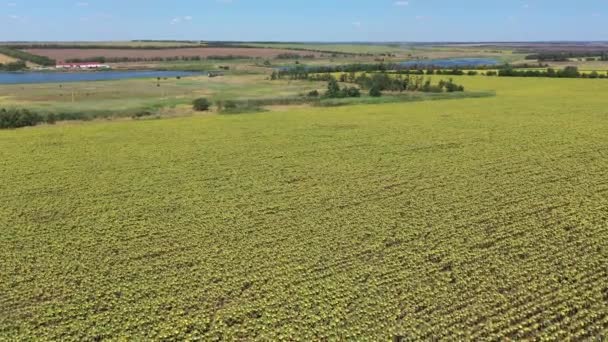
[24,47,320,62]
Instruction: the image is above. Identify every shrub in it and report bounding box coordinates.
[369,86,382,97]
[308,90,320,97]
[132,111,154,119]
[0,108,44,129]
[193,98,211,111]
[224,101,238,110]
[46,113,57,125]
[325,77,342,98]
[345,87,361,98]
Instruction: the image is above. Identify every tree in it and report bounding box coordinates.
[192,98,211,111]
[325,77,341,98]
[369,85,382,97]
[345,87,361,97]
[560,66,580,78]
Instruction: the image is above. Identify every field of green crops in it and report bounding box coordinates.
[2,76,608,340]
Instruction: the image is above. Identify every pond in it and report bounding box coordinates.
[0,70,204,85]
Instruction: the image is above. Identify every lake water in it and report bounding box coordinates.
[0,71,203,85]
[398,58,499,68]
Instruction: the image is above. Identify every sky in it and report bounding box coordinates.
[1,0,607,42]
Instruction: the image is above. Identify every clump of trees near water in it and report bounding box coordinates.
[278,71,465,98]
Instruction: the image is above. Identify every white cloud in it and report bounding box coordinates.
[394,1,409,6]
[352,21,362,28]
[76,1,89,6]
[171,16,193,25]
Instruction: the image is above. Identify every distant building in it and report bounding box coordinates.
[56,62,110,70]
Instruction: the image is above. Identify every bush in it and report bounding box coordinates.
[192,98,211,111]
[345,87,361,98]
[224,101,238,110]
[46,113,57,125]
[307,90,320,97]
[0,108,44,129]
[369,86,382,97]
[132,111,154,119]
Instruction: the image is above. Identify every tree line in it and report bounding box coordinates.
[499,66,607,78]
[276,71,465,98]
[2,44,201,50]
[526,52,608,62]
[0,47,56,66]
[272,63,607,80]
[276,53,316,60]
[270,62,538,80]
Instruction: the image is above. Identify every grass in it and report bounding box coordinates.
[2,75,608,339]
[0,53,17,63]
[0,74,327,117]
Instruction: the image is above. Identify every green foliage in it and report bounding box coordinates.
[0,47,56,66]
[499,65,582,78]
[0,108,44,128]
[323,77,362,99]
[192,98,211,111]
[324,77,343,98]
[307,90,320,97]
[369,85,382,97]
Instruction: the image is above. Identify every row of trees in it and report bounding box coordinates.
[525,52,608,62]
[3,43,201,50]
[0,47,56,66]
[498,66,607,78]
[276,53,316,60]
[318,73,465,98]
[270,62,551,81]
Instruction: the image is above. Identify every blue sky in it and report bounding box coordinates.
[1,0,607,42]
